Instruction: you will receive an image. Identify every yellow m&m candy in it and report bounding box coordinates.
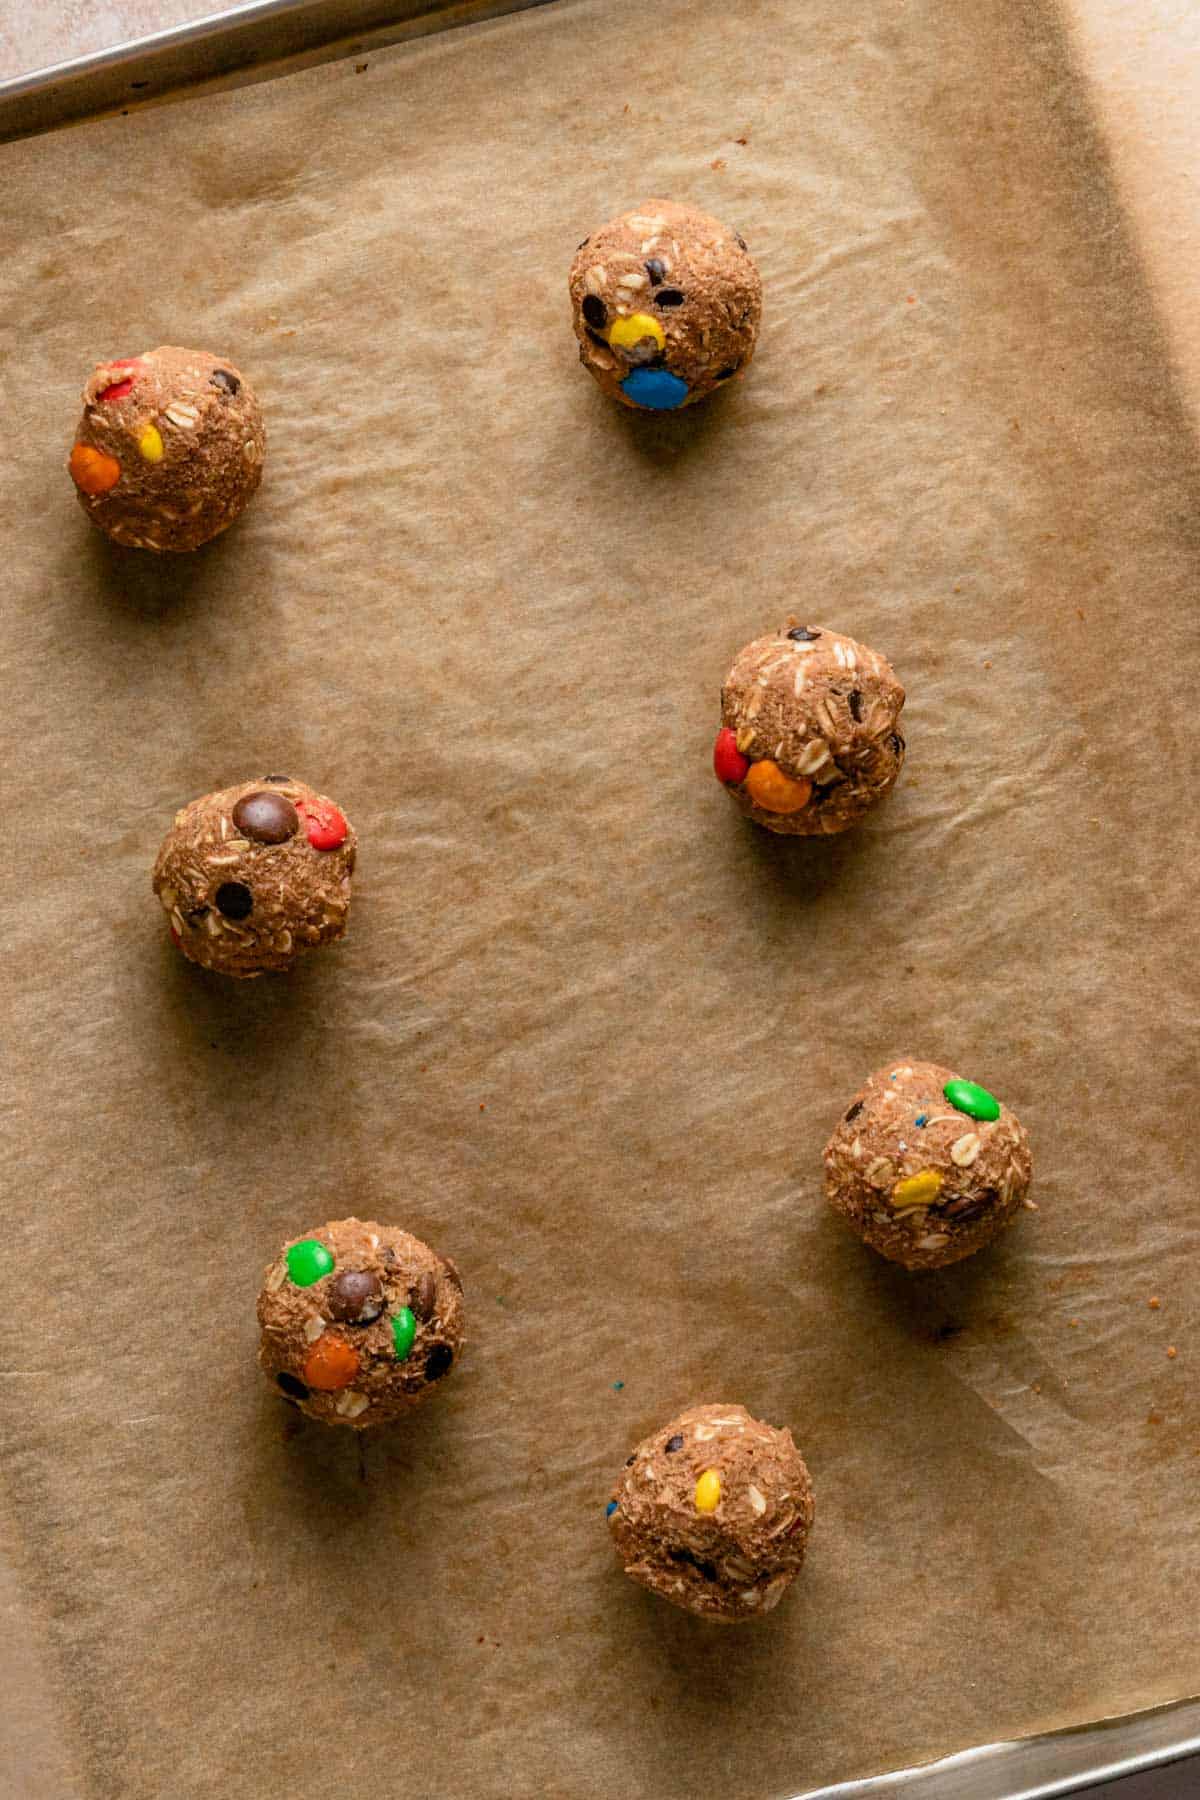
[694,1469,721,1513]
[608,311,666,353]
[138,424,164,463]
[892,1169,944,1210]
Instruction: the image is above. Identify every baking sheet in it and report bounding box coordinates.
[1,1,1199,1796]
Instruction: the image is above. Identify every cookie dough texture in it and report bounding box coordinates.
[258,1217,465,1429]
[569,200,761,410]
[608,1404,814,1623]
[824,1059,1033,1270]
[152,776,355,978]
[68,346,264,551]
[718,623,906,834]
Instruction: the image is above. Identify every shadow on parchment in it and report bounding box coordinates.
[242,1370,478,1548]
[807,1199,1036,1351]
[70,509,252,620]
[736,810,877,905]
[139,926,350,1127]
[568,373,744,471]
[153,925,322,1034]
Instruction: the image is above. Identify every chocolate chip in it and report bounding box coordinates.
[890,732,905,755]
[585,328,609,350]
[626,1455,636,1467]
[582,294,607,330]
[214,881,253,920]
[788,626,821,642]
[210,369,240,396]
[848,690,864,721]
[425,1343,453,1381]
[654,288,685,307]
[716,365,738,380]
[943,1193,992,1222]
[645,257,666,285]
[665,1434,684,1453]
[735,233,748,250]
[232,790,299,845]
[263,774,292,784]
[844,1100,864,1123]
[577,236,590,250]
[440,1255,462,1292]
[412,1270,437,1320]
[668,1549,718,1580]
[276,1372,309,1399]
[327,1269,383,1324]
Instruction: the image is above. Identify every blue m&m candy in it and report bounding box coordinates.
[621,368,689,410]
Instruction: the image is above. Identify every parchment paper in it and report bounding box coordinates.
[2,2,1199,1796]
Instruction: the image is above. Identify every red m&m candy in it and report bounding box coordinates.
[297,798,348,851]
[97,358,147,404]
[713,727,750,787]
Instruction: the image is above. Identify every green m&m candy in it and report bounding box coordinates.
[944,1078,1001,1123]
[286,1239,335,1287]
[391,1307,416,1361]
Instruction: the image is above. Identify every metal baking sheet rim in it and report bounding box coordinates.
[3,2,1198,1795]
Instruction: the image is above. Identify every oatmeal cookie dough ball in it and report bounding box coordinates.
[569,201,761,410]
[607,1404,814,1622]
[67,346,264,551]
[824,1059,1033,1270]
[714,622,906,835]
[258,1218,465,1429]
[152,775,355,978]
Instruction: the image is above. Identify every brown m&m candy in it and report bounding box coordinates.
[327,1269,384,1324]
[231,790,299,844]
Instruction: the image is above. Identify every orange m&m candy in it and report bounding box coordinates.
[301,1334,360,1391]
[69,444,120,496]
[742,760,813,814]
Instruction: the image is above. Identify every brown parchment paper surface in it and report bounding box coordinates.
[1,1,1199,1796]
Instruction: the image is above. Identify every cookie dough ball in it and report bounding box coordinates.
[607,1403,814,1623]
[714,623,906,835]
[67,346,264,551]
[824,1059,1033,1270]
[569,200,761,411]
[152,775,355,978]
[258,1218,465,1429]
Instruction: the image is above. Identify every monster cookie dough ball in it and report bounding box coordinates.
[258,1218,465,1429]
[67,346,264,551]
[607,1404,814,1622]
[824,1059,1033,1270]
[714,623,906,835]
[569,200,761,411]
[152,775,355,978]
